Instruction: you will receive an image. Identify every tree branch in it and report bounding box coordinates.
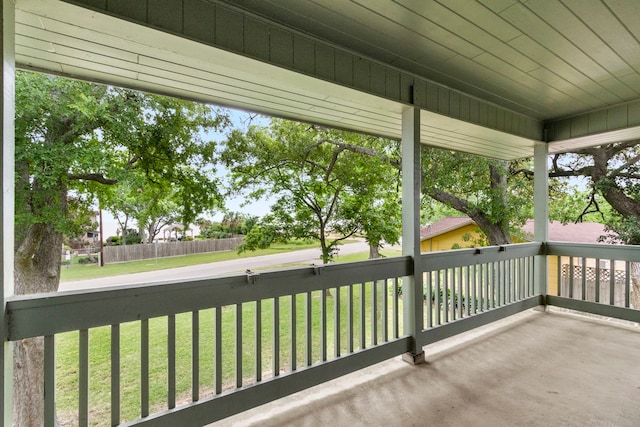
[548,166,593,178]
[610,152,640,178]
[68,173,117,185]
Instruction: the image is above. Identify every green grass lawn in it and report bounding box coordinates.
[54,245,403,425]
[55,282,404,425]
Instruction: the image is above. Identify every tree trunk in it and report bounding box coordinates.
[591,149,640,222]
[14,223,64,426]
[369,244,380,259]
[428,189,511,246]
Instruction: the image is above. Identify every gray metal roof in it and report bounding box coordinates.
[14,0,640,159]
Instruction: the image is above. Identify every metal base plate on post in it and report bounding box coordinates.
[402,351,425,365]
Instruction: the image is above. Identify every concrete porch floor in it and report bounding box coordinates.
[213,308,640,427]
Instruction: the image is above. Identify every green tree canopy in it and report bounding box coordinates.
[549,142,640,244]
[221,119,401,263]
[420,148,534,245]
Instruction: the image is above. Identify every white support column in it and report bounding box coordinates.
[1,0,15,424]
[401,107,424,364]
[533,142,548,298]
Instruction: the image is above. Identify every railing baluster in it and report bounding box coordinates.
[519,258,524,301]
[348,284,354,352]
[235,304,242,388]
[449,268,455,321]
[335,287,341,357]
[517,258,522,300]
[510,260,514,303]
[426,272,432,327]
[382,280,388,342]
[625,261,631,308]
[524,257,529,298]
[465,266,470,317]
[569,257,575,299]
[507,260,512,303]
[320,290,326,361]
[141,319,149,417]
[503,260,507,304]
[291,294,297,371]
[273,297,280,376]
[530,256,535,296]
[451,268,456,321]
[509,259,514,302]
[111,324,120,425]
[255,300,262,381]
[595,260,601,303]
[495,262,500,308]
[581,257,587,301]
[215,307,222,395]
[457,267,463,319]
[305,292,312,366]
[79,329,88,427]
[359,283,366,349]
[392,278,399,338]
[609,259,615,306]
[556,255,562,297]
[480,263,485,309]
[471,264,477,315]
[502,261,507,304]
[435,271,441,325]
[495,261,500,306]
[443,269,449,322]
[371,281,377,345]
[168,315,176,409]
[485,263,490,310]
[455,268,460,317]
[44,335,55,427]
[192,311,199,402]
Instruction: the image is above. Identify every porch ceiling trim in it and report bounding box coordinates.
[17,0,640,159]
[15,0,541,160]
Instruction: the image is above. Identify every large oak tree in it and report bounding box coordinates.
[14,71,229,425]
[221,119,401,263]
[549,142,640,307]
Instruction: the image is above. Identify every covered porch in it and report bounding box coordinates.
[2,1,640,426]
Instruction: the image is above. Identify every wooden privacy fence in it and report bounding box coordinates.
[103,238,244,264]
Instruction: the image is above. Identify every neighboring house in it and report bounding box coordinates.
[422,216,621,299]
[420,217,479,253]
[420,217,611,252]
[160,224,196,242]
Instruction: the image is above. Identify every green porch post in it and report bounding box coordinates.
[534,142,549,299]
[401,106,425,364]
[1,0,14,424]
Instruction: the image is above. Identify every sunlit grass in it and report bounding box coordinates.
[55,282,403,425]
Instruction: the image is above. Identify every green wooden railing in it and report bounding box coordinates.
[5,241,638,426]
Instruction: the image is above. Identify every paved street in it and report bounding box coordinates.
[60,241,373,291]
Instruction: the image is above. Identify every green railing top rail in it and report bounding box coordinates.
[6,256,411,341]
[545,242,640,262]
